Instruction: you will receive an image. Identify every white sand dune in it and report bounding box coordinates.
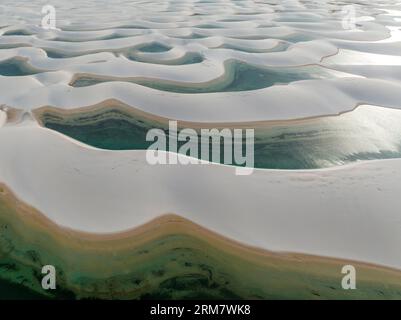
[0,1,399,125]
[6,76,401,123]
[1,123,401,269]
[1,0,401,271]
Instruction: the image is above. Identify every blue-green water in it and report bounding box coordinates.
[71,61,342,92]
[2,188,400,300]
[172,33,208,39]
[126,51,204,65]
[45,49,74,58]
[0,58,39,76]
[52,33,131,42]
[39,105,401,169]
[219,41,290,53]
[44,40,171,59]
[2,30,32,36]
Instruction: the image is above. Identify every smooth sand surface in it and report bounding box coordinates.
[0,122,401,269]
[1,182,401,299]
[1,0,401,283]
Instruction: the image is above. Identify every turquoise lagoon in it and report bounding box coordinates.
[39,105,401,169]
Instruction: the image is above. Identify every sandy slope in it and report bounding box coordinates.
[0,121,400,269]
[0,0,401,273]
[0,1,400,123]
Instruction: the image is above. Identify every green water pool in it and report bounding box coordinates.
[39,105,401,169]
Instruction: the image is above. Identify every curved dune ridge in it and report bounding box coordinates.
[0,123,401,270]
[1,0,401,298]
[1,183,401,299]
[0,0,400,123]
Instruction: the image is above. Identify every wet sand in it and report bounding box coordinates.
[1,183,401,299]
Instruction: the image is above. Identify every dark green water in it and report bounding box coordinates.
[41,109,249,166]
[71,61,342,92]
[0,58,39,76]
[126,51,204,65]
[172,33,208,39]
[137,42,171,53]
[230,32,317,43]
[2,30,32,36]
[1,136,401,300]
[0,278,47,300]
[44,49,72,58]
[40,105,401,169]
[0,44,31,49]
[195,24,224,29]
[2,199,401,300]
